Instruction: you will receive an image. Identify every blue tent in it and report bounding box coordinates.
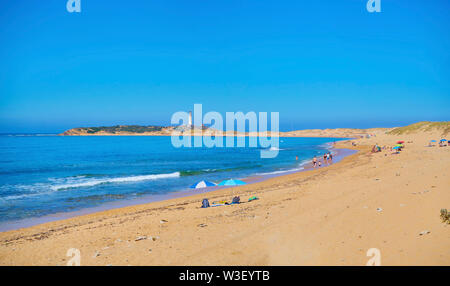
[190,180,216,189]
[218,179,247,186]
[440,139,447,142]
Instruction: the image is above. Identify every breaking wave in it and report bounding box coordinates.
[50,172,180,191]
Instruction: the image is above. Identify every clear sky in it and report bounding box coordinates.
[0,0,449,133]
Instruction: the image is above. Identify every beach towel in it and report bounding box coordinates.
[248,196,259,202]
[211,203,226,207]
[201,199,210,208]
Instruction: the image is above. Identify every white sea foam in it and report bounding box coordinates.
[0,183,50,201]
[50,172,181,191]
[256,167,304,176]
[0,172,181,201]
[269,147,285,151]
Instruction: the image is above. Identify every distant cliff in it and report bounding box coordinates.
[59,125,225,136]
[60,125,175,136]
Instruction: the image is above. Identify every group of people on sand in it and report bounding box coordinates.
[371,142,408,155]
[371,143,404,153]
[371,143,382,153]
[312,152,333,168]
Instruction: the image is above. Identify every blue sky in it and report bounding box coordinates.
[0,0,449,133]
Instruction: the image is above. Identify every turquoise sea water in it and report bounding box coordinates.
[0,135,346,224]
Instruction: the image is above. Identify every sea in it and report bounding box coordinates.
[0,135,348,229]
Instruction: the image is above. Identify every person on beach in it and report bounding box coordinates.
[318,161,322,167]
[328,152,333,163]
[371,144,381,153]
[313,157,317,168]
[296,156,298,161]
[323,153,328,164]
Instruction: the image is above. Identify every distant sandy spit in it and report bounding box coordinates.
[59,128,392,138]
[0,129,449,265]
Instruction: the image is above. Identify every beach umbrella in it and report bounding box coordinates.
[190,180,216,189]
[397,141,405,144]
[218,179,247,186]
[440,139,447,142]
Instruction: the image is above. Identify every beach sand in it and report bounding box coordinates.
[0,129,449,265]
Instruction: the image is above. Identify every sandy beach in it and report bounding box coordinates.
[0,128,449,266]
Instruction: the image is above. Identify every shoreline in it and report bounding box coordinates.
[0,141,355,232]
[0,130,448,265]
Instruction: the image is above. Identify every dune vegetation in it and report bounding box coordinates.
[388,121,450,136]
